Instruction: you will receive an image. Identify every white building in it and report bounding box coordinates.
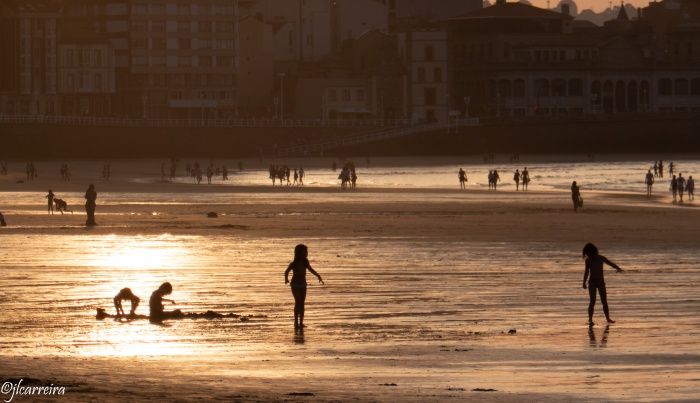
[399,29,448,124]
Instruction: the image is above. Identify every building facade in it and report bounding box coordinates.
[447,0,700,119]
[0,2,60,115]
[399,29,448,124]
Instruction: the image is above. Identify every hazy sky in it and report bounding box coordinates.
[527,0,649,12]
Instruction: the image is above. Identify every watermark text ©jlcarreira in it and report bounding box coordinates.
[1,379,66,402]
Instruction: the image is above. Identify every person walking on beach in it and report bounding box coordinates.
[677,173,686,203]
[514,169,521,191]
[114,288,140,317]
[84,184,97,226]
[671,175,678,203]
[149,282,180,323]
[492,170,501,190]
[571,181,582,212]
[522,167,530,191]
[687,176,695,201]
[669,161,675,176]
[284,244,324,330]
[645,169,654,197]
[458,168,467,189]
[487,171,493,190]
[46,190,55,215]
[653,161,658,177]
[293,168,299,186]
[299,167,305,186]
[658,160,664,179]
[582,243,623,325]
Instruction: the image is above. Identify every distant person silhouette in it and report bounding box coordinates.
[284,244,324,330]
[149,282,180,323]
[513,169,521,191]
[46,190,55,215]
[645,169,654,197]
[677,173,686,203]
[114,288,140,317]
[522,167,530,191]
[84,184,97,226]
[687,176,695,201]
[658,160,664,178]
[458,168,467,189]
[671,175,678,203]
[582,243,623,325]
[571,181,582,212]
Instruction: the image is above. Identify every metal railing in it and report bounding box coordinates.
[0,114,411,129]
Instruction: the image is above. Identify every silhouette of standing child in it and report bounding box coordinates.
[582,243,623,325]
[571,181,582,212]
[46,190,55,215]
[84,184,97,226]
[284,244,324,330]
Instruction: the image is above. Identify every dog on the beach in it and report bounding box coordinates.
[54,198,73,214]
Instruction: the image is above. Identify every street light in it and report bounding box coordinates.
[278,73,286,121]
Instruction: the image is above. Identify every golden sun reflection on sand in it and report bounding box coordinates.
[78,234,203,357]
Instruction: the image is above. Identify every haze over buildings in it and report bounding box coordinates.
[1,0,699,125]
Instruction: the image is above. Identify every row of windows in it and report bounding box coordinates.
[62,49,106,68]
[131,38,235,50]
[169,90,234,100]
[63,73,106,92]
[132,4,235,16]
[658,78,700,96]
[326,88,366,103]
[416,67,442,83]
[454,43,598,63]
[145,73,235,87]
[485,78,700,98]
[131,20,235,33]
[132,55,234,67]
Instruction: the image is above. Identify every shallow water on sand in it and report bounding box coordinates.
[170,159,700,192]
[1,233,699,360]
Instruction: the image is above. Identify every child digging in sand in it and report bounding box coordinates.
[284,244,324,330]
[114,288,140,317]
[582,243,623,325]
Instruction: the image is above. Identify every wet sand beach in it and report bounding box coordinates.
[1,158,699,402]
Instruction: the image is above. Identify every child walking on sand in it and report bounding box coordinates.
[582,243,623,325]
[284,244,324,330]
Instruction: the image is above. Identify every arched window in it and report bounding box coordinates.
[675,78,689,96]
[498,79,512,97]
[627,81,638,112]
[658,78,672,96]
[535,78,550,96]
[513,79,525,97]
[590,81,602,105]
[615,81,626,112]
[691,78,700,96]
[640,81,650,105]
[568,78,583,96]
[552,78,566,96]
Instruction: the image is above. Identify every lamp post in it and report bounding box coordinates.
[278,73,286,122]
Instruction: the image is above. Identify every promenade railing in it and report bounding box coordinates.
[0,114,411,129]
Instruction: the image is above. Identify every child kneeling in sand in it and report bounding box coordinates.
[149,282,181,322]
[114,288,140,317]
